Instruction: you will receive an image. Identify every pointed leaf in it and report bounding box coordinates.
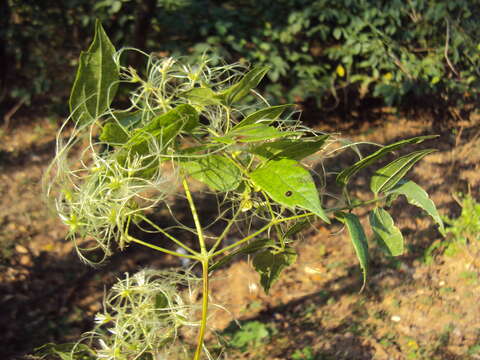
[338,212,368,288]
[369,208,404,256]
[224,124,301,143]
[336,135,437,188]
[127,105,199,154]
[370,149,435,194]
[182,155,241,192]
[388,181,445,234]
[100,121,129,145]
[249,135,329,161]
[100,111,144,147]
[155,293,169,310]
[233,104,292,129]
[249,159,329,222]
[284,217,315,238]
[70,20,119,122]
[113,110,143,129]
[182,87,222,106]
[220,66,270,105]
[146,104,199,133]
[209,238,272,272]
[253,246,297,294]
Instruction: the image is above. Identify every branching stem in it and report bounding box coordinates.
[213,212,314,257]
[183,176,210,360]
[126,235,198,260]
[209,205,243,254]
[183,177,207,254]
[137,214,199,255]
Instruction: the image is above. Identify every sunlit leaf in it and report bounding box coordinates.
[249,159,329,222]
[127,104,199,154]
[146,104,199,133]
[336,135,437,188]
[182,87,222,106]
[233,104,292,129]
[100,111,145,146]
[249,135,329,161]
[370,149,435,194]
[182,154,241,192]
[232,124,300,142]
[388,181,445,235]
[100,121,129,145]
[220,66,270,105]
[70,20,119,123]
[369,208,404,256]
[253,246,297,294]
[337,212,368,289]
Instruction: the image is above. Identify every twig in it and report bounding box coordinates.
[444,19,460,79]
[3,97,26,129]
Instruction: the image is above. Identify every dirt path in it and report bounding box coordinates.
[0,112,479,359]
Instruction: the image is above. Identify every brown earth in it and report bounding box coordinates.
[0,111,479,359]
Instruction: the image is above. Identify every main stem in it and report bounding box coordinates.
[183,177,209,360]
[193,259,209,360]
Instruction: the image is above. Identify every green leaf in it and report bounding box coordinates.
[220,124,300,144]
[369,208,404,256]
[35,343,95,360]
[155,293,169,310]
[336,135,437,188]
[249,135,329,161]
[253,246,297,294]
[388,181,445,234]
[182,155,241,192]
[146,104,199,133]
[127,105,199,154]
[100,111,145,145]
[100,121,129,144]
[70,20,119,123]
[337,212,368,288]
[209,238,272,272]
[113,110,143,129]
[220,66,270,105]
[182,87,222,106]
[233,104,292,129]
[249,159,329,223]
[228,321,270,350]
[370,149,435,194]
[284,217,315,238]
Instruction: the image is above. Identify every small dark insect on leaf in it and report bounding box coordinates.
[285,191,293,197]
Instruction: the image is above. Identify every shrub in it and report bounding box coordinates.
[3,1,479,119]
[40,22,443,359]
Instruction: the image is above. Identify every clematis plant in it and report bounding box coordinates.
[42,21,444,359]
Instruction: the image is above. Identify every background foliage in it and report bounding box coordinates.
[2,0,479,118]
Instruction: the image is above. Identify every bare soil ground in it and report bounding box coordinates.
[0,111,479,359]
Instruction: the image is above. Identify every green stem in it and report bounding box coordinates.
[193,259,209,360]
[183,176,211,360]
[182,177,207,254]
[137,214,199,256]
[126,235,199,260]
[225,106,231,133]
[213,212,314,257]
[328,196,386,214]
[212,195,387,258]
[209,205,243,254]
[261,192,285,248]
